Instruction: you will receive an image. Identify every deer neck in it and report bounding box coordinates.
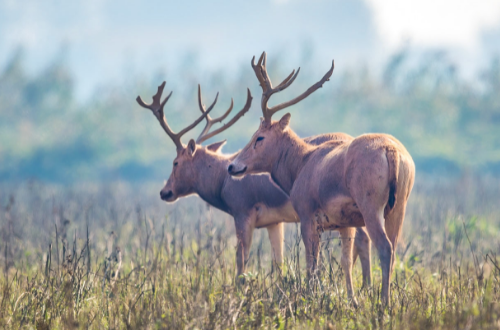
[192,151,232,212]
[271,130,316,194]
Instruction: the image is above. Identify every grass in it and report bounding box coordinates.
[1,175,500,329]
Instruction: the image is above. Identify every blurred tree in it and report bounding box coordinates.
[2,47,500,182]
[0,47,27,121]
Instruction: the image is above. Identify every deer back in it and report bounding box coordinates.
[221,133,350,215]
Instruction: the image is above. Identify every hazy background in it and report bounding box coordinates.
[2,5,500,327]
[1,0,500,183]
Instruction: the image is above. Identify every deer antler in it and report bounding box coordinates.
[251,52,334,123]
[136,81,215,151]
[196,84,253,144]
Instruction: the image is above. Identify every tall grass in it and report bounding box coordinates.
[1,175,500,329]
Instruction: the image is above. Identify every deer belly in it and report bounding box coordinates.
[254,201,299,228]
[317,196,365,229]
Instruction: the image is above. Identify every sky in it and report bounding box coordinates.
[1,0,500,100]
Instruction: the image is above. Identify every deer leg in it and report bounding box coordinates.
[352,241,359,265]
[348,151,394,307]
[354,227,372,288]
[266,222,284,268]
[339,227,357,306]
[300,217,320,276]
[361,211,393,307]
[235,216,254,276]
[385,203,407,276]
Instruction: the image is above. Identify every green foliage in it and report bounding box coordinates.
[1,48,500,182]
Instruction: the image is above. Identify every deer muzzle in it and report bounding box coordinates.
[160,190,175,202]
[227,163,247,176]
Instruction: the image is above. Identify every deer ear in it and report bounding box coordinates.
[187,139,197,157]
[278,113,291,130]
[206,140,227,153]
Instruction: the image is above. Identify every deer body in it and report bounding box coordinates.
[228,52,414,306]
[231,116,414,306]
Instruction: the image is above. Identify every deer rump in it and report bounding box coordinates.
[292,133,405,231]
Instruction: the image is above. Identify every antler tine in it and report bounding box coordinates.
[211,98,234,123]
[197,84,212,117]
[136,81,166,111]
[251,52,334,123]
[268,59,334,114]
[275,67,300,91]
[197,85,233,141]
[199,85,234,123]
[251,53,270,90]
[259,52,273,90]
[136,82,182,149]
[176,101,217,139]
[197,88,253,144]
[137,81,215,151]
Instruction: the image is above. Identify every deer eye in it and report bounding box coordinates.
[254,136,264,148]
[174,162,178,167]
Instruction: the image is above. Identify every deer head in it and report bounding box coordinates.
[228,52,333,177]
[137,82,252,202]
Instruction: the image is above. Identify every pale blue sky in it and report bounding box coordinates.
[1,0,499,100]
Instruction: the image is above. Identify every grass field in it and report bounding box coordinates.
[1,175,500,329]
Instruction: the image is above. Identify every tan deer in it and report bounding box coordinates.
[136,81,372,282]
[228,53,415,306]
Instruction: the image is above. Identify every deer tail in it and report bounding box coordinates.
[386,147,399,211]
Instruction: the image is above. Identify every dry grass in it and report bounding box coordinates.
[1,175,500,329]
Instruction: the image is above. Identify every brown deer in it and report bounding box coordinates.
[228,53,415,306]
[136,81,372,282]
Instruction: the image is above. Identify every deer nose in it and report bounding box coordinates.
[160,190,173,201]
[228,164,247,176]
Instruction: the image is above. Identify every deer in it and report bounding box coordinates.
[228,52,415,307]
[136,81,372,283]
